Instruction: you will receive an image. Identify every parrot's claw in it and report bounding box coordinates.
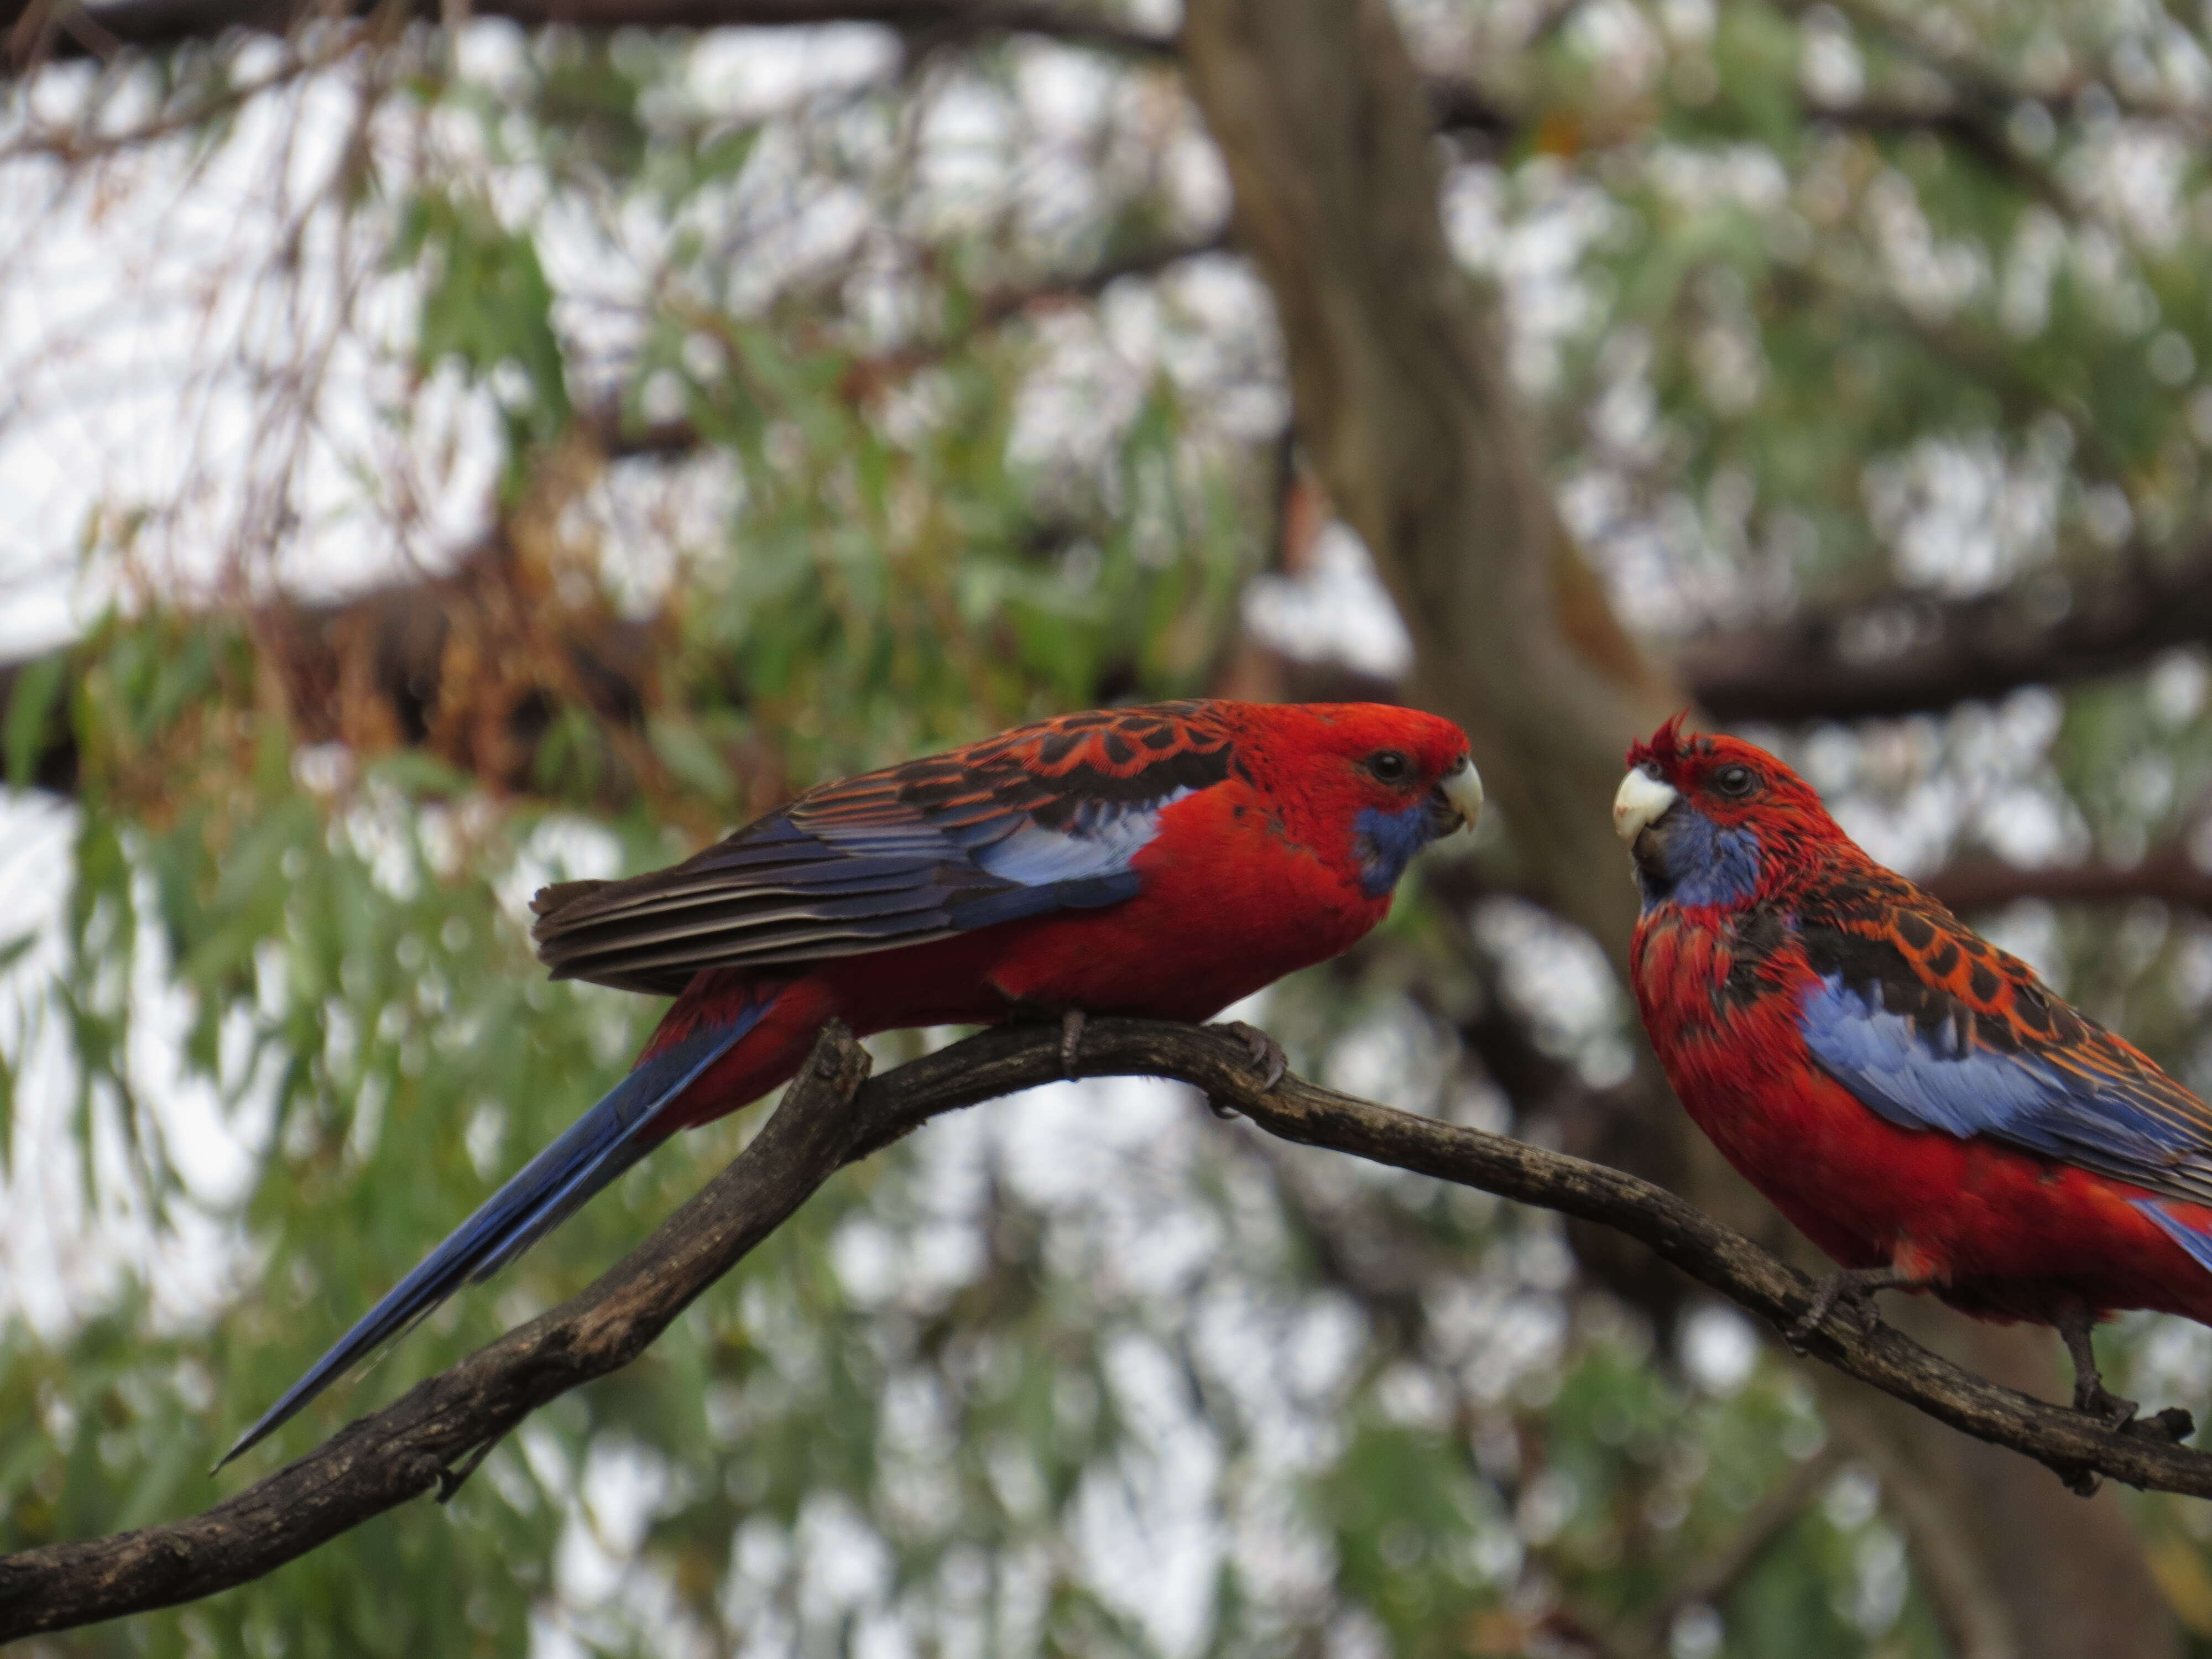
[1786,1266,1923,1353]
[2044,1303,2193,1491]
[1060,1009,1087,1078]
[1785,1278,1856,1353]
[2073,1377,2140,1432]
[1197,1021,1287,1120]
[1215,1021,1288,1093]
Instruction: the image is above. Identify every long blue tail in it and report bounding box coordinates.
[217,1007,768,1468]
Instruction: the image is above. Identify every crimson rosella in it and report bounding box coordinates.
[223,699,1481,1463]
[1616,716,2212,1427]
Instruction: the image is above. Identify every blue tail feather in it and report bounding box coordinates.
[2135,1198,2212,1275]
[217,1005,769,1468]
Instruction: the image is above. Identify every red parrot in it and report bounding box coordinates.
[1617,716,2212,1428]
[223,699,1481,1463]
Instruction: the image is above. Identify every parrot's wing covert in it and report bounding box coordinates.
[1795,897,2212,1209]
[531,703,1239,995]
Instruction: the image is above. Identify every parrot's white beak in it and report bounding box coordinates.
[1613,768,1678,844]
[1441,757,1485,832]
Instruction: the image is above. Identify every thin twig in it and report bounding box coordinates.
[0,0,1176,71]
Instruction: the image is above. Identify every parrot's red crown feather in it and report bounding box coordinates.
[1626,712,1697,782]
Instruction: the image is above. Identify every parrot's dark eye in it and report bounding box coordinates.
[1366,749,1413,785]
[1712,764,1757,798]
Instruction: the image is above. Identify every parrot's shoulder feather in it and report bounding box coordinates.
[937,701,1243,809]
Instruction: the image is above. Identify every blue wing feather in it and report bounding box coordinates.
[1798,964,2212,1208]
[217,1005,769,1468]
[2136,1198,2212,1273]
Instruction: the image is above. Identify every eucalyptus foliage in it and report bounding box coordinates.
[10,1,2212,1655]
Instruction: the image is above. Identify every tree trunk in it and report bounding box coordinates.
[1180,0,1666,963]
[1176,1,2179,1651]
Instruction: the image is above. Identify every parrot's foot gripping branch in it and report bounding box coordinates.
[1785,1265,1933,1353]
[2053,1303,2193,1448]
[1204,1020,1287,1118]
[1788,1275,2196,1494]
[2058,1311,2141,1433]
[2050,1306,2194,1491]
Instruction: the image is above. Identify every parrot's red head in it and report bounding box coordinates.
[1615,717,1845,911]
[1234,703,1482,898]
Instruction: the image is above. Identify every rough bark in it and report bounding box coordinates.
[1180,0,1668,963]
[1174,3,2181,1652]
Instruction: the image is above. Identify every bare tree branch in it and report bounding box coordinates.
[1926,843,2212,917]
[6,1016,2210,1640]
[0,0,1173,69]
[0,1019,879,1641]
[1228,561,2212,731]
[1681,549,2212,722]
[20,547,2212,806]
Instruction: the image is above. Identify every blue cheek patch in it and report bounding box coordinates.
[1354,802,1438,897]
[1641,808,1761,911]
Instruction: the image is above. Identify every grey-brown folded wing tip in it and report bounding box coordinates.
[531,879,609,924]
[537,940,688,997]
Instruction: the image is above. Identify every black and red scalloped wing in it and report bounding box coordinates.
[529,702,1238,995]
[1793,872,2212,1207]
